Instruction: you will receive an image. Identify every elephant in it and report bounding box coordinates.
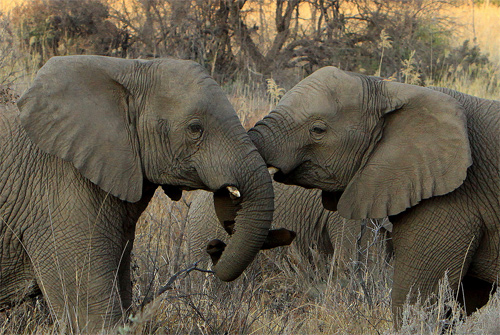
[0,55,275,332]
[248,66,500,325]
[187,181,392,271]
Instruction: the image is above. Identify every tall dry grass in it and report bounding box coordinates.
[119,194,397,335]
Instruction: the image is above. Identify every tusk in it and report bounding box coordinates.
[226,186,241,198]
[268,166,279,176]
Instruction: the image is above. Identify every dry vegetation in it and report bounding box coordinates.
[1,0,500,334]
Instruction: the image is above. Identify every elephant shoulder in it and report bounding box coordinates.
[0,103,56,172]
[0,103,24,143]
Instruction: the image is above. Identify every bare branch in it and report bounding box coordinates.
[156,260,214,297]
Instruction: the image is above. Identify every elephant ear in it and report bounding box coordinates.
[17,55,143,202]
[337,82,472,219]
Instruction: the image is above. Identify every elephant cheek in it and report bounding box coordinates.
[321,190,343,211]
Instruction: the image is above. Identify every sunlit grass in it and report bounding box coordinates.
[447,2,500,67]
[432,63,500,100]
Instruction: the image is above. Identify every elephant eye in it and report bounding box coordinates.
[311,126,326,134]
[310,122,327,139]
[188,122,204,140]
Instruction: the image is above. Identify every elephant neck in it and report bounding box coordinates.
[452,93,500,190]
[465,98,500,211]
[434,90,500,219]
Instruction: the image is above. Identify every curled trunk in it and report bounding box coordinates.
[210,149,274,281]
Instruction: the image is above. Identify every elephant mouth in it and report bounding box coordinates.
[271,165,344,212]
[271,162,338,189]
[321,190,343,211]
[213,186,242,234]
[161,185,183,201]
[272,169,290,183]
[272,164,314,185]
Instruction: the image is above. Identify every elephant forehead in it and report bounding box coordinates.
[149,83,233,119]
[278,66,363,118]
[278,86,335,119]
[151,62,205,96]
[149,60,240,121]
[276,90,364,128]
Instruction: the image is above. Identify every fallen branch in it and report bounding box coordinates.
[156,260,214,297]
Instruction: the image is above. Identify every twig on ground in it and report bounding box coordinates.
[156,260,214,297]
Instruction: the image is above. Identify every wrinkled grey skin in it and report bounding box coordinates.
[249,66,500,325]
[187,182,391,267]
[0,56,274,332]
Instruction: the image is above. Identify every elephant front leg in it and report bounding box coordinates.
[0,232,40,307]
[389,199,482,327]
[26,232,133,332]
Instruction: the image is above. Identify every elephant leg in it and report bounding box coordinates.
[458,275,496,314]
[0,241,39,307]
[25,227,133,332]
[390,198,482,326]
[117,236,135,313]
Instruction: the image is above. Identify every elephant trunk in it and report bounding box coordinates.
[210,149,274,282]
[248,114,291,173]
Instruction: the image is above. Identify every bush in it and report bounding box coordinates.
[11,0,129,65]
[7,0,496,88]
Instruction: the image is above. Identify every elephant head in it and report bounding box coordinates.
[249,66,471,219]
[17,55,274,281]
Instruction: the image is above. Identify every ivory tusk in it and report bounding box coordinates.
[226,186,241,198]
[268,166,279,176]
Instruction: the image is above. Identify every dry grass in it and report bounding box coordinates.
[120,192,397,335]
[432,63,500,99]
[3,190,498,334]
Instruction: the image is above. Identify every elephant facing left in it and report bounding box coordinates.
[0,55,274,332]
